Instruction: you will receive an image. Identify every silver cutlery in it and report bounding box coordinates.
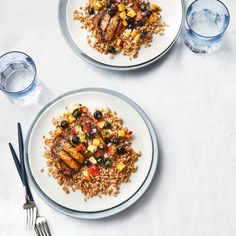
[35,215,51,236]
[9,123,52,235]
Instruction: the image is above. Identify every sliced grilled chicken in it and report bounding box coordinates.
[58,137,84,163]
[53,146,80,171]
[104,14,120,42]
[100,12,111,31]
[51,136,84,173]
[94,10,107,42]
[113,20,124,40]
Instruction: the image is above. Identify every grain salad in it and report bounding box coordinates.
[73,0,166,59]
[43,104,141,200]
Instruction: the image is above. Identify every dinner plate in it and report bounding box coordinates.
[25,88,158,219]
[58,0,183,70]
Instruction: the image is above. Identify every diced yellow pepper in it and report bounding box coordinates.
[82,169,91,181]
[89,156,97,164]
[131,29,138,37]
[150,4,161,12]
[118,129,126,137]
[118,3,126,11]
[127,9,136,18]
[116,162,126,172]
[87,145,97,153]
[119,11,126,20]
[133,34,141,43]
[97,120,105,128]
[122,20,128,26]
[93,138,100,146]
[68,115,75,123]
[95,1,103,10]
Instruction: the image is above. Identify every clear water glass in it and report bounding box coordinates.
[0,51,41,105]
[184,0,230,53]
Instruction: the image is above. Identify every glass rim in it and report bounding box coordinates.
[0,51,37,94]
[186,0,230,39]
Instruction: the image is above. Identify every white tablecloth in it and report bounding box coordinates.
[1,0,236,235]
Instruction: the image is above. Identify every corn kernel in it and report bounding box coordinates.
[127,9,136,18]
[68,115,75,123]
[150,4,161,12]
[122,20,128,26]
[95,1,103,10]
[117,39,123,46]
[133,34,140,43]
[79,134,86,143]
[119,11,126,20]
[131,29,138,37]
[149,13,157,22]
[118,3,126,11]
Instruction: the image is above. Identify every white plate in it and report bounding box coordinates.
[59,0,183,70]
[25,88,158,219]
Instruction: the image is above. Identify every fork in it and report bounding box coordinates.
[35,215,51,236]
[9,142,37,230]
[9,123,51,235]
[17,123,38,230]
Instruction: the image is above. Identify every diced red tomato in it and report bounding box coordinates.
[89,165,99,175]
[108,145,116,156]
[76,143,86,152]
[72,127,77,134]
[72,126,80,135]
[83,123,91,132]
[80,106,87,113]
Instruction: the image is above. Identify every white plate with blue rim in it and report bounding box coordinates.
[58,0,183,70]
[25,88,158,219]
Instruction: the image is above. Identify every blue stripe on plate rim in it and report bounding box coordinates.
[24,88,159,219]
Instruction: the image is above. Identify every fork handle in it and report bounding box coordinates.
[9,142,34,202]
[18,123,27,186]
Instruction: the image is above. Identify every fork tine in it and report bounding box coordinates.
[32,207,37,229]
[34,226,40,236]
[25,209,28,230]
[37,223,45,236]
[29,208,32,230]
[30,207,35,230]
[30,208,34,230]
[26,209,30,230]
[26,207,35,231]
[41,222,48,236]
[42,221,51,236]
[30,207,34,230]
[28,208,32,230]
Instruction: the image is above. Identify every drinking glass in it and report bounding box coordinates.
[184,0,230,53]
[0,51,41,105]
